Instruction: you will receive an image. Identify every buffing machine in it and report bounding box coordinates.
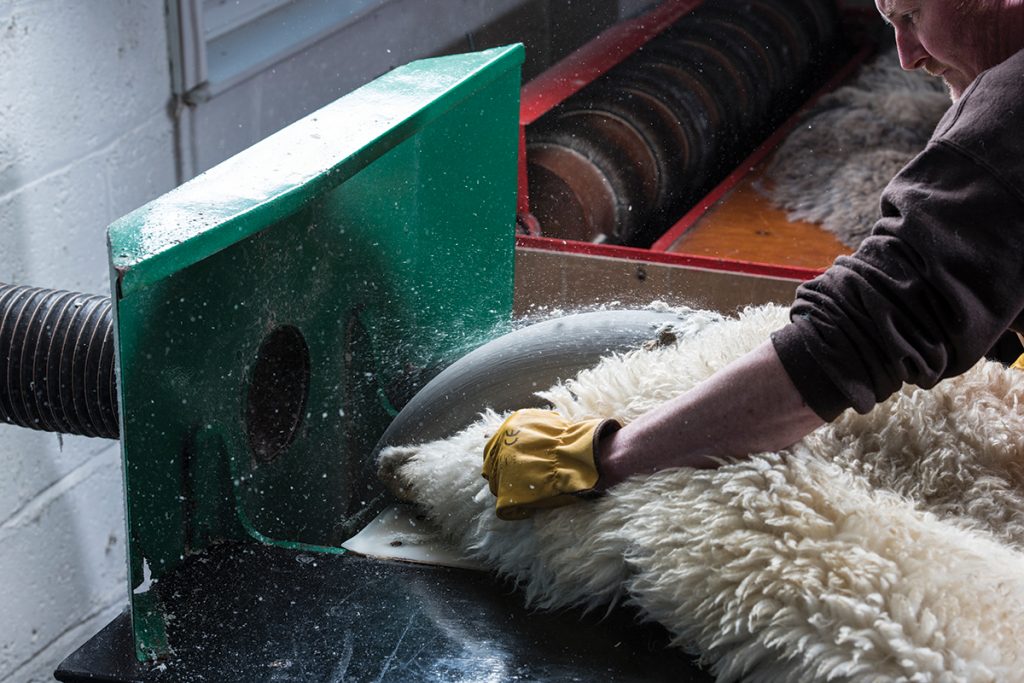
[0,1,882,679]
[15,44,702,683]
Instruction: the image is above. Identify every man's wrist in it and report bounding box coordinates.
[594,425,630,491]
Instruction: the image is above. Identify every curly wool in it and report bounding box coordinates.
[379,304,1024,682]
[759,48,950,249]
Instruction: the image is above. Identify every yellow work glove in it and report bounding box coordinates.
[482,408,620,520]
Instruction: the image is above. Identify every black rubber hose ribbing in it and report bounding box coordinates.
[0,283,118,439]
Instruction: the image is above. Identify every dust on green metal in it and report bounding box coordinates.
[107,44,524,661]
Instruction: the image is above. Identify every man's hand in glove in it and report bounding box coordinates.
[482,409,620,520]
[480,342,826,520]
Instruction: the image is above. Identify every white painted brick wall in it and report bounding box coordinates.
[0,1,175,681]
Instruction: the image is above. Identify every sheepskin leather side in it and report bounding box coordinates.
[760,48,949,249]
[379,304,1024,682]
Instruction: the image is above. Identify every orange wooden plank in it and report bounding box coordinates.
[667,164,853,270]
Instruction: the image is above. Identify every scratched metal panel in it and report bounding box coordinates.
[57,543,713,682]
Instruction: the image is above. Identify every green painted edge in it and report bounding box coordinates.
[109,44,524,299]
[131,591,172,660]
[230,449,348,556]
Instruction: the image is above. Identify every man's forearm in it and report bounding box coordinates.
[597,340,825,487]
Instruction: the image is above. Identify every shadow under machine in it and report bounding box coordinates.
[0,1,883,679]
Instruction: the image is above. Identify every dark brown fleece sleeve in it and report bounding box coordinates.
[772,141,1024,420]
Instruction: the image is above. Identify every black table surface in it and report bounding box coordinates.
[56,541,713,682]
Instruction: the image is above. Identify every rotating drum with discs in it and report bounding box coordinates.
[524,0,843,247]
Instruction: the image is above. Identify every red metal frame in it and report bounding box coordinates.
[515,233,823,281]
[516,2,878,282]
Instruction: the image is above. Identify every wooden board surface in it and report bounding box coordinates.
[666,163,854,270]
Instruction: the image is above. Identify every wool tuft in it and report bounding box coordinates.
[759,48,950,249]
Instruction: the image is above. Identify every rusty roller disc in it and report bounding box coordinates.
[617,73,711,234]
[584,76,703,241]
[666,12,779,92]
[736,3,805,76]
[749,0,824,50]
[635,39,745,143]
[604,58,717,162]
[563,83,697,237]
[728,0,842,104]
[698,0,796,72]
[619,51,725,135]
[779,0,840,57]
[664,18,774,123]
[551,89,682,246]
[719,3,809,109]
[641,61,738,178]
[654,24,765,126]
[691,8,789,112]
[649,20,771,150]
[637,39,740,129]
[809,0,841,47]
[526,123,647,243]
[553,101,661,220]
[525,140,619,242]
[604,62,716,193]
[745,0,814,76]
[637,64,721,178]
[643,33,758,136]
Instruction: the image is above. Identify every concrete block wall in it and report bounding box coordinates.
[0,2,176,681]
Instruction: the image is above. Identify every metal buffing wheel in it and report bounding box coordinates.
[565,83,697,240]
[745,0,814,77]
[641,35,757,137]
[781,0,841,58]
[526,125,646,243]
[372,308,695,458]
[602,63,717,214]
[664,18,774,124]
[693,3,794,100]
[554,98,661,219]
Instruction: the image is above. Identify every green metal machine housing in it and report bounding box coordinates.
[107,45,523,660]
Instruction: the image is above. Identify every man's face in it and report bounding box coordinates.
[875,0,999,100]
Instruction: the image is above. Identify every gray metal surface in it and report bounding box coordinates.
[375,307,699,452]
[56,543,713,682]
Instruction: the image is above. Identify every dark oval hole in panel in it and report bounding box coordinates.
[246,325,310,463]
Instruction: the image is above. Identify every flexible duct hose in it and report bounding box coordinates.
[0,283,118,438]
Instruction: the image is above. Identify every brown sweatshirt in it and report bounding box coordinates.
[771,48,1024,421]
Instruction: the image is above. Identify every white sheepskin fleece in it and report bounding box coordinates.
[378,304,1024,682]
[759,47,950,249]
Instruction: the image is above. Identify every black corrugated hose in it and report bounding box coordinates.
[0,283,118,438]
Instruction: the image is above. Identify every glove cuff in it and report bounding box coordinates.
[574,418,621,499]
